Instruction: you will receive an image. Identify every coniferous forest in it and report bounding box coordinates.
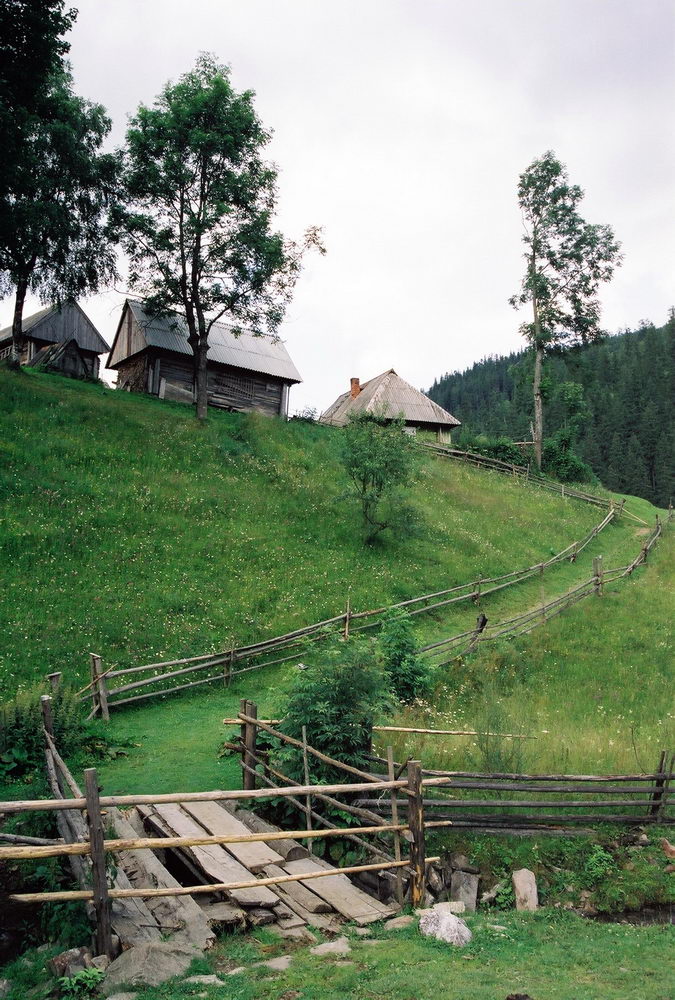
[427,310,675,506]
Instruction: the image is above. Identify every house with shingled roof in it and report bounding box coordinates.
[320,369,461,442]
[0,301,110,378]
[107,299,302,418]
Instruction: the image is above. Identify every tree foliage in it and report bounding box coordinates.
[509,151,622,468]
[378,611,429,703]
[118,54,323,419]
[279,638,388,782]
[342,412,417,544]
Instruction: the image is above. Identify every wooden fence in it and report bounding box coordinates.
[80,506,621,717]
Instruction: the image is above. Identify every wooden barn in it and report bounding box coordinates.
[107,299,302,417]
[320,369,461,442]
[0,302,110,378]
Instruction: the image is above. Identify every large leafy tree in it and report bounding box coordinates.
[119,54,323,420]
[0,67,119,362]
[509,151,622,468]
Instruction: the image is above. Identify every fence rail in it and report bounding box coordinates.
[82,506,625,716]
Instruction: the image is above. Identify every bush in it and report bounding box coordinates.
[378,611,430,702]
[542,429,595,483]
[279,637,389,781]
[455,432,527,467]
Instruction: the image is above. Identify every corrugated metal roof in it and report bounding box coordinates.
[320,369,461,428]
[126,300,302,383]
[0,302,109,354]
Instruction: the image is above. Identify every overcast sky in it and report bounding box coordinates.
[2,0,674,412]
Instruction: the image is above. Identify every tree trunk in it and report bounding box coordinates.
[195,336,209,421]
[10,278,28,367]
[533,344,544,470]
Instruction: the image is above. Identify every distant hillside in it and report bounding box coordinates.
[427,311,675,506]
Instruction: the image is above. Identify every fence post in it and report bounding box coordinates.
[241,699,258,791]
[387,746,404,906]
[224,649,233,688]
[90,654,109,722]
[407,760,425,908]
[593,556,603,596]
[84,767,114,959]
[343,597,351,640]
[46,672,62,693]
[302,725,313,853]
[649,749,670,819]
[40,694,54,740]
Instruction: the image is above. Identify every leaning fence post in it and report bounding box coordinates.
[90,654,109,722]
[593,556,603,596]
[406,759,425,908]
[84,767,113,959]
[40,694,54,741]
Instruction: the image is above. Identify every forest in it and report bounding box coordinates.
[427,310,675,506]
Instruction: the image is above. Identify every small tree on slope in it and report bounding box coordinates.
[118,54,323,421]
[509,151,622,469]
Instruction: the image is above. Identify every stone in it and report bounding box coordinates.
[107,994,139,1000]
[384,915,416,930]
[419,907,472,947]
[449,852,480,874]
[481,878,507,906]
[225,967,246,976]
[102,942,200,995]
[487,924,508,931]
[512,869,538,911]
[91,955,111,972]
[450,871,479,912]
[310,936,351,957]
[48,947,91,978]
[184,974,225,985]
[353,927,371,936]
[255,956,292,972]
[0,980,10,999]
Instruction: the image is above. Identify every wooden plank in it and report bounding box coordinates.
[263,864,333,914]
[150,804,281,909]
[282,857,396,924]
[233,810,309,861]
[181,800,284,873]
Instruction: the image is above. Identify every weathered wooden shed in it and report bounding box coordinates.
[0,302,110,378]
[107,299,302,417]
[320,369,461,442]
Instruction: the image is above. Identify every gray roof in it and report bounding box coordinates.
[122,300,302,383]
[320,369,461,428]
[0,302,109,354]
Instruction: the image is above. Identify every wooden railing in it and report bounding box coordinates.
[80,507,621,717]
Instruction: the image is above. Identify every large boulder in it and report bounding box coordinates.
[102,942,200,995]
[450,870,479,912]
[419,905,472,947]
[512,869,538,911]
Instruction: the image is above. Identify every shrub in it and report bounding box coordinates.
[455,431,526,466]
[378,611,430,702]
[279,637,389,781]
[542,429,595,483]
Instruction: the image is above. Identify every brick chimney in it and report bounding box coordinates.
[350,377,361,399]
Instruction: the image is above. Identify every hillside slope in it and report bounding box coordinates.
[0,369,655,700]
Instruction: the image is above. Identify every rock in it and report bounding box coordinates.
[512,869,538,911]
[225,967,246,976]
[637,833,650,846]
[427,865,444,895]
[310,936,351,957]
[419,906,472,947]
[255,956,292,972]
[449,852,480,874]
[91,955,111,972]
[353,927,372,936]
[107,994,139,1000]
[487,924,508,931]
[0,980,10,999]
[481,878,507,905]
[450,871,479,912]
[102,942,200,994]
[184,974,224,985]
[48,946,91,978]
[384,915,416,930]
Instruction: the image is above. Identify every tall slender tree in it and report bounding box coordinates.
[0,67,119,363]
[509,151,622,468]
[118,54,323,420]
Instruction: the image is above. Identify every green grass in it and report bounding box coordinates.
[0,367,670,794]
[3,911,673,1000]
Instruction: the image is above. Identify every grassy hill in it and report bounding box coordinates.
[0,368,671,792]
